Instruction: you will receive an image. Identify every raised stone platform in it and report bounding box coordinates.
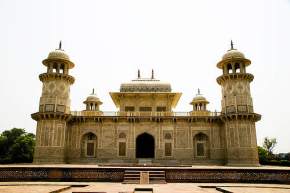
[0,164,289,184]
[1,182,290,193]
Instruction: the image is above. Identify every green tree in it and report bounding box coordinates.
[263,137,277,157]
[0,128,35,163]
[258,146,268,164]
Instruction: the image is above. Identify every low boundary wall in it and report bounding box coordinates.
[0,166,289,184]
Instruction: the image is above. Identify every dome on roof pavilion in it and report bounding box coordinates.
[120,70,171,92]
[84,95,101,103]
[83,89,102,105]
[190,89,209,104]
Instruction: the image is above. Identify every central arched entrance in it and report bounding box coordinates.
[136,133,155,158]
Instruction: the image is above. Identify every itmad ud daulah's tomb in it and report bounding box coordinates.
[31,42,261,166]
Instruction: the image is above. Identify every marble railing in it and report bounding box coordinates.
[70,111,221,117]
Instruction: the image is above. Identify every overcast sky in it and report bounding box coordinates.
[0,0,289,153]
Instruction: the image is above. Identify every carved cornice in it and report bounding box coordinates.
[68,114,223,124]
[120,85,171,92]
[39,73,75,84]
[31,112,71,121]
[220,112,261,122]
[217,73,254,85]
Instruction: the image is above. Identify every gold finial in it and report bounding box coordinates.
[91,88,95,95]
[138,69,141,78]
[57,41,63,50]
[230,40,234,50]
[198,88,200,95]
[151,69,154,79]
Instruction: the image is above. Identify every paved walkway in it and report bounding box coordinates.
[0,185,69,193]
[0,182,290,193]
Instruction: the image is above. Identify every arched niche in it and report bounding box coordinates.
[193,132,209,159]
[81,132,97,158]
[118,132,127,157]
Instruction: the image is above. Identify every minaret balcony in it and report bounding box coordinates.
[39,73,75,84]
[31,112,71,121]
[217,73,254,85]
[220,112,261,122]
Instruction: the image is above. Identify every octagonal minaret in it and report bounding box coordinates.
[217,41,261,166]
[32,42,75,163]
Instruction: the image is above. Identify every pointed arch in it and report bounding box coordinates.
[81,132,97,158]
[119,132,126,139]
[193,132,209,158]
[136,132,155,158]
[164,132,173,157]
[118,132,127,157]
[227,63,233,74]
[234,63,241,73]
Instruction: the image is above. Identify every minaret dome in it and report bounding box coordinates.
[217,41,251,74]
[42,42,75,75]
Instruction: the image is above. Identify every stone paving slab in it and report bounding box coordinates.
[0,185,69,193]
[218,187,290,193]
[60,183,211,193]
[1,182,290,193]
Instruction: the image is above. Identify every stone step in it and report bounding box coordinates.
[122,180,140,184]
[150,173,165,176]
[124,174,140,177]
[138,159,153,164]
[124,173,139,175]
[124,170,165,173]
[150,175,165,178]
[150,176,165,179]
[124,177,140,180]
[123,170,166,184]
[149,180,167,184]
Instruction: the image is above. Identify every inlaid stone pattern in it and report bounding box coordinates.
[0,167,289,184]
[32,44,261,166]
[165,169,290,183]
[0,168,48,181]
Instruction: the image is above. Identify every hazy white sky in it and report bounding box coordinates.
[0,0,289,153]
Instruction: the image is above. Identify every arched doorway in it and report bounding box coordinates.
[193,133,209,159]
[81,132,97,158]
[136,133,155,158]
